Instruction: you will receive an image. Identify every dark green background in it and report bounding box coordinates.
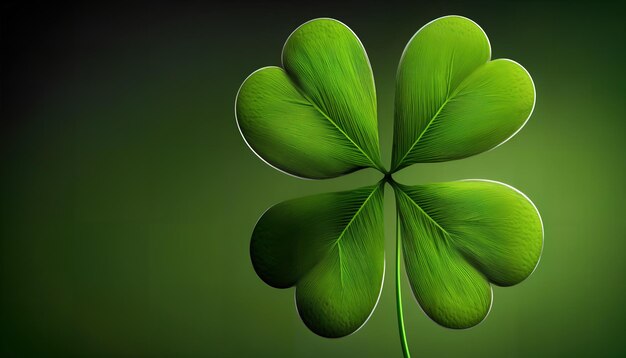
[1,1,624,356]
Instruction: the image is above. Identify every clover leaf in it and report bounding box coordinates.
[393,180,543,329]
[250,183,385,338]
[236,18,383,179]
[392,16,535,171]
[236,15,543,357]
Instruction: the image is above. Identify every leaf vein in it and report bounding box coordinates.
[289,78,381,171]
[333,184,381,247]
[397,187,451,239]
[394,58,484,170]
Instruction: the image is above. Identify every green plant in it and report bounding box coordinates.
[235,15,543,357]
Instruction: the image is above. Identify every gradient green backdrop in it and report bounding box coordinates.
[1,1,624,357]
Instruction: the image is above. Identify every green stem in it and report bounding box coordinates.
[396,214,411,358]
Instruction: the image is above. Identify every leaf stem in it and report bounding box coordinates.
[396,214,411,358]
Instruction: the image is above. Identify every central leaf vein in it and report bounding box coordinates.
[395,95,452,170]
[333,184,380,247]
[331,184,380,288]
[397,187,451,238]
[289,78,381,171]
[394,59,484,170]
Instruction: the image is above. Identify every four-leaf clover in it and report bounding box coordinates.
[235,16,543,357]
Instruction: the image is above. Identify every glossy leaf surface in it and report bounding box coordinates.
[394,180,543,328]
[236,18,382,179]
[251,184,385,337]
[392,16,535,171]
